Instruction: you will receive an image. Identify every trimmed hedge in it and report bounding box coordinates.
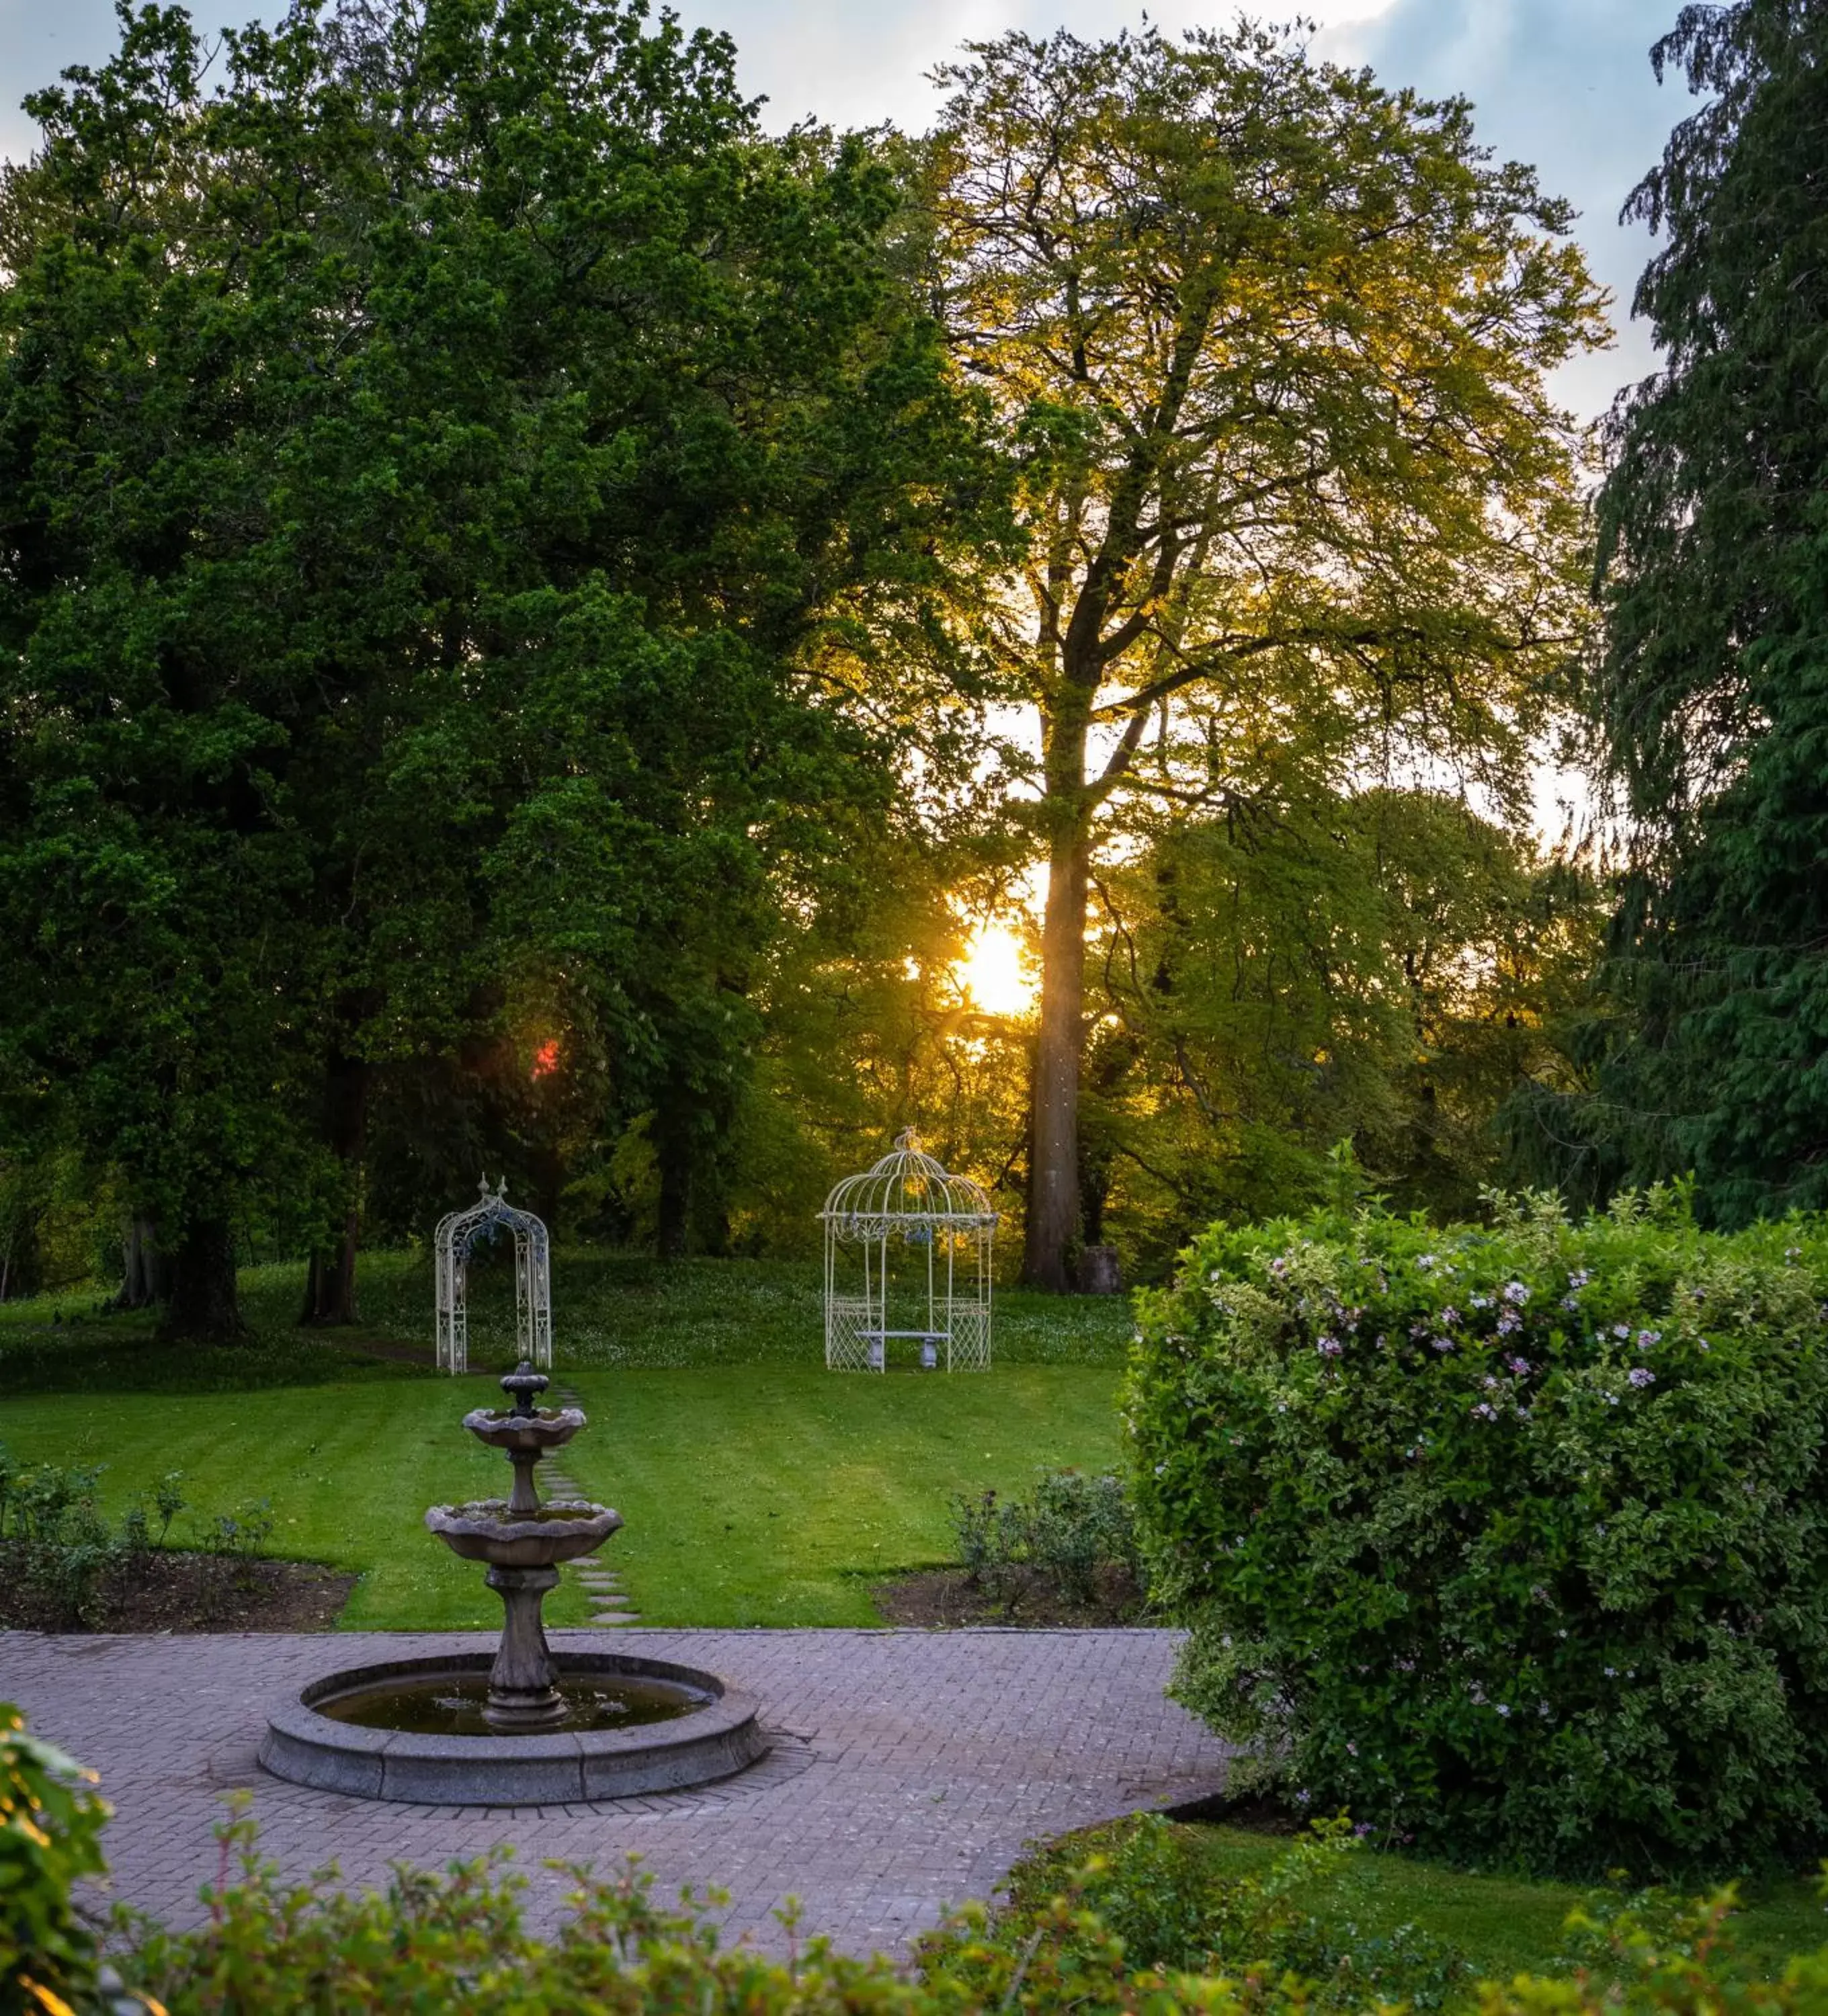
[1126,1189,1828,1876]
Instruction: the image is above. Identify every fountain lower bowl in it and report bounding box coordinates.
[259,1652,767,1804]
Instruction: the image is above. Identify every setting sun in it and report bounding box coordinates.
[954,921,1038,1017]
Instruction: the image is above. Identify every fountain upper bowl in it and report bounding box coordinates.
[461,1404,585,1455]
[425,1497,622,1567]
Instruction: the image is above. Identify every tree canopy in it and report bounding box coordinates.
[0,0,998,1333]
[0,1,1636,1326]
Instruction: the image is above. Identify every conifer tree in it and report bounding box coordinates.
[1585,0,1828,1220]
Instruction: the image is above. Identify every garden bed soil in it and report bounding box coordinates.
[0,1543,354,1633]
[872,1562,1148,1629]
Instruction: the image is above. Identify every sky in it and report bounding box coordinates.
[0,0,1693,419]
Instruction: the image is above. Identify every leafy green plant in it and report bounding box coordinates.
[22,1500,115,1629]
[1477,1882,1828,2013]
[13,1710,1828,2015]
[950,1468,1144,1613]
[931,1814,1468,2012]
[0,1458,192,1627]
[0,1704,110,2016]
[1128,1186,1828,1876]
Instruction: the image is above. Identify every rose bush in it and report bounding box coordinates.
[1127,1186,1828,1876]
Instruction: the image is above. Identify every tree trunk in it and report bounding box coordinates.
[115,1215,169,1310]
[159,1216,249,1343]
[1023,700,1094,1290]
[655,1114,691,1260]
[300,1224,360,1326]
[300,1052,368,1327]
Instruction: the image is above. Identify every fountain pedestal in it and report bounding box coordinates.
[483,1564,565,1730]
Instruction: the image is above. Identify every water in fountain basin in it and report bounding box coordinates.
[318,1674,709,1737]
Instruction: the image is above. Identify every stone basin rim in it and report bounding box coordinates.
[425,1498,620,1532]
[260,1652,770,1803]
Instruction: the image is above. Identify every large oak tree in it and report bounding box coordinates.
[927,24,1606,1287]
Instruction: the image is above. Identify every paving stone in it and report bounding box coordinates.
[1,1628,1227,1960]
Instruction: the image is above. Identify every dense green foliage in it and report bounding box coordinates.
[1086,786,1602,1267]
[1128,1190,1828,1876]
[927,1814,1469,2010]
[0,0,1621,1319]
[0,0,999,1329]
[1546,0,1828,1223]
[0,1706,110,2016]
[927,21,1604,1286]
[951,1465,1143,1611]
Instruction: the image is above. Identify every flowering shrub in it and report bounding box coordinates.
[1126,1187,1828,1876]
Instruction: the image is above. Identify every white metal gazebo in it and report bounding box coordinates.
[819,1130,997,1372]
[433,1177,552,1376]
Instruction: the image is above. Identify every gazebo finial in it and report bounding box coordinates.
[893,1126,919,1152]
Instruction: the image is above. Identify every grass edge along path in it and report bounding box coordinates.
[1016,1815,1828,2003]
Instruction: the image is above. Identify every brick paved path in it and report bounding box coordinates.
[1,1629,1229,1958]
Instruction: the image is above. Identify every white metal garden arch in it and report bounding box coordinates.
[433,1177,552,1376]
[819,1131,996,1372]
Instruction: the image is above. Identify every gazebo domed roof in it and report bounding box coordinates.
[819,1131,997,1242]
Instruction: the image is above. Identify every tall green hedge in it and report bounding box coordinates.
[1126,1189,1828,1876]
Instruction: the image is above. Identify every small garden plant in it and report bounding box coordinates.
[1128,1185,1828,1876]
[951,1467,1145,1618]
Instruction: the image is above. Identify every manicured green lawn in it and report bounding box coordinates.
[0,1249,1131,1624]
[560,1366,1124,1624]
[0,1364,1124,1628]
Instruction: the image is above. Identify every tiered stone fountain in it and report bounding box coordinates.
[260,1362,765,1804]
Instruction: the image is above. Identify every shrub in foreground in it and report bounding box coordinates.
[0,1704,110,2016]
[103,1804,1828,2015]
[13,1704,1828,2013]
[923,1813,1467,2010]
[1128,1188,1828,1876]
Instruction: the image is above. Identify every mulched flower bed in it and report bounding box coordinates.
[872,1562,1149,1629]
[0,1542,354,1633]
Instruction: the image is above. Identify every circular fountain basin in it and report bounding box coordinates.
[260,1652,767,1804]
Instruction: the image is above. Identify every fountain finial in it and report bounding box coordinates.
[499,1356,548,1419]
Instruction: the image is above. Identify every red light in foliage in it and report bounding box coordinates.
[531,1040,560,1081]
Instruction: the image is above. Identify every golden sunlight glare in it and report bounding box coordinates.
[954,921,1038,1017]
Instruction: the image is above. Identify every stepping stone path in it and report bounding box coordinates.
[546,1384,638,1625]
